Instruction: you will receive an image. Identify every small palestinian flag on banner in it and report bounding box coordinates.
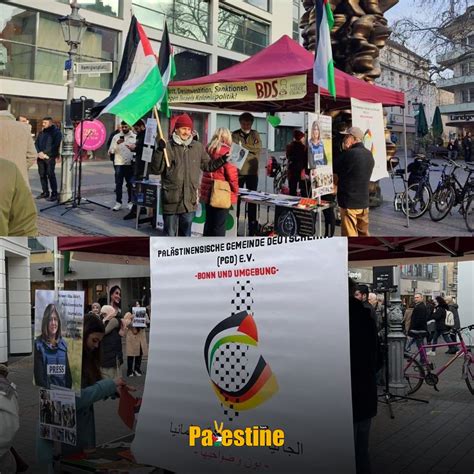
[156,21,176,118]
[313,0,336,99]
[91,16,164,126]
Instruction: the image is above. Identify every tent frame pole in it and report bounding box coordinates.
[403,104,410,229]
[315,90,323,237]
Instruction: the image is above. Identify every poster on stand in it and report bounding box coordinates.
[39,388,77,446]
[310,166,334,199]
[350,98,388,181]
[133,237,354,473]
[307,113,332,169]
[33,290,85,393]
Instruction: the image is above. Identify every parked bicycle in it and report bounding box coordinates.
[403,324,474,395]
[429,158,474,232]
[390,154,439,219]
[267,156,288,194]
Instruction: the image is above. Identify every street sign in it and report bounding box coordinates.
[64,59,72,71]
[74,62,112,75]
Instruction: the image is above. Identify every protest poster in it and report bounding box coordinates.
[132,307,148,328]
[133,237,354,473]
[307,113,332,169]
[350,98,388,181]
[228,143,249,170]
[310,165,334,198]
[39,388,77,446]
[34,290,84,393]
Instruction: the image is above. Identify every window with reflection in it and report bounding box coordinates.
[0,5,118,89]
[133,0,210,43]
[57,0,121,17]
[217,56,239,71]
[218,7,269,55]
[243,0,270,11]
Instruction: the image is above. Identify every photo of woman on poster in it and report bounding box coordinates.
[34,304,72,389]
[308,120,327,168]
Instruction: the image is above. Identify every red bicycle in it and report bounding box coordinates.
[404,325,474,395]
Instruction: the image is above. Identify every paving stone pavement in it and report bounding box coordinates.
[30,156,473,237]
[7,345,474,473]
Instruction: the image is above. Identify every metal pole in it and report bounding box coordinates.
[315,90,323,237]
[402,103,409,228]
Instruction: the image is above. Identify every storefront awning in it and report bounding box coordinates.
[169,35,405,112]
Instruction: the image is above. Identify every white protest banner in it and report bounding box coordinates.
[34,291,84,393]
[307,113,332,169]
[144,118,158,146]
[39,388,77,446]
[133,237,354,473]
[132,307,148,328]
[228,143,249,170]
[351,98,388,181]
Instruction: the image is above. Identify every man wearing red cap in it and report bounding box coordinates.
[151,113,228,236]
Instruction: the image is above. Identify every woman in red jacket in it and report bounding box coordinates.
[201,128,239,236]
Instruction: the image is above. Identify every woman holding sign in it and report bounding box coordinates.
[200,128,239,236]
[308,121,327,168]
[34,304,72,389]
[123,305,150,377]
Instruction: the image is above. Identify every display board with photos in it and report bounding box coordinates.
[33,290,85,393]
[132,307,148,327]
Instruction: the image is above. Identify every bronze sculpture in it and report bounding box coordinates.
[301,0,399,82]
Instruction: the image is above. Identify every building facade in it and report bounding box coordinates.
[437,5,474,136]
[0,238,32,363]
[0,0,304,154]
[376,39,455,149]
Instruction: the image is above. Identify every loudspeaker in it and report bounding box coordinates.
[70,98,95,121]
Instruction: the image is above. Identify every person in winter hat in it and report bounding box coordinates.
[151,113,229,236]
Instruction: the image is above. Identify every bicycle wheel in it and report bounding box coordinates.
[429,184,456,222]
[404,357,425,395]
[465,361,474,395]
[465,195,474,233]
[401,183,432,219]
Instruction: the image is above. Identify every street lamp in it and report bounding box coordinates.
[58,1,88,203]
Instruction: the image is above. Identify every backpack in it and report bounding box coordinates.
[445,310,455,327]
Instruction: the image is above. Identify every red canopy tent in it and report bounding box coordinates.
[58,237,150,258]
[170,35,405,112]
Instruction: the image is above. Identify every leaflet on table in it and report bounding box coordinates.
[227,143,249,170]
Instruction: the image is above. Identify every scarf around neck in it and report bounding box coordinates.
[172,132,194,147]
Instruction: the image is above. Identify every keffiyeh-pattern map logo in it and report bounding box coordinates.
[204,281,278,421]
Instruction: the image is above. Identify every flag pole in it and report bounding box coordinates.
[153,106,170,168]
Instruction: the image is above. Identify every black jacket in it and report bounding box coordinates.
[410,302,428,332]
[349,296,378,422]
[133,129,147,179]
[433,306,448,332]
[334,142,375,209]
[101,319,123,368]
[35,124,62,158]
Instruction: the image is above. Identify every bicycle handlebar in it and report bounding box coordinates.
[458,324,474,332]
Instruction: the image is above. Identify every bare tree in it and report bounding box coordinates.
[391,0,473,78]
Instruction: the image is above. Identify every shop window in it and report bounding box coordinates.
[133,0,210,43]
[275,126,296,152]
[217,114,267,149]
[218,7,269,56]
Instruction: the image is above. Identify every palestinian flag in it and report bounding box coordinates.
[313,0,336,99]
[91,16,164,126]
[156,21,176,118]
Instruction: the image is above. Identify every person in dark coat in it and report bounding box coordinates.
[429,296,453,355]
[445,296,460,354]
[333,127,375,236]
[348,278,379,474]
[463,132,472,162]
[151,113,228,236]
[286,130,310,197]
[406,293,428,351]
[354,285,377,326]
[34,117,62,201]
